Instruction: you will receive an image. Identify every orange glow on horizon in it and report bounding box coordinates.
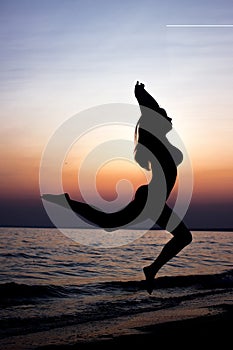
[192,167,233,203]
[1,148,42,199]
[1,123,232,209]
[1,146,232,207]
[62,158,151,205]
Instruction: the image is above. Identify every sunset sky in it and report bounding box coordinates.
[1,0,233,228]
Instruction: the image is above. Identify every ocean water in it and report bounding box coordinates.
[0,227,232,349]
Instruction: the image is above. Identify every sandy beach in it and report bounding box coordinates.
[66,311,232,349]
[35,290,232,349]
[1,287,231,350]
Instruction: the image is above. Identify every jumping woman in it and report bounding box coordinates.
[42,81,192,294]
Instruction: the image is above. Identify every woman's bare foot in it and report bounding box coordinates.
[41,193,71,207]
[143,265,156,295]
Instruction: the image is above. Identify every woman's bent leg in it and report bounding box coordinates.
[143,204,192,294]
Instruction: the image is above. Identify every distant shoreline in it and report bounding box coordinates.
[0,225,232,231]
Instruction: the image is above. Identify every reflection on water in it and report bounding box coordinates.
[0,228,232,286]
[0,227,232,349]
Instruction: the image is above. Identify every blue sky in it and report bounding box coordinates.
[1,0,233,127]
[0,0,233,227]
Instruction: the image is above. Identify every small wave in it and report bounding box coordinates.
[102,269,233,291]
[0,252,48,259]
[1,270,232,307]
[0,283,69,304]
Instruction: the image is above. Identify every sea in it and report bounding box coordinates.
[0,227,232,349]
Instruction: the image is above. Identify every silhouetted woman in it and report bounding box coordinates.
[42,81,192,294]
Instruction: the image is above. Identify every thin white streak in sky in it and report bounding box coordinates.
[166,24,233,28]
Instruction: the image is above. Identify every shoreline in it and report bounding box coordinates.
[1,290,231,350]
[37,304,232,349]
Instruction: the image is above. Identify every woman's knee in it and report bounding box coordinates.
[173,225,192,247]
[182,230,192,246]
[175,228,193,247]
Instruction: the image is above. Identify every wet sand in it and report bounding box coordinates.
[35,297,232,349]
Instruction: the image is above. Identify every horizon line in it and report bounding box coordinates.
[0,225,232,232]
